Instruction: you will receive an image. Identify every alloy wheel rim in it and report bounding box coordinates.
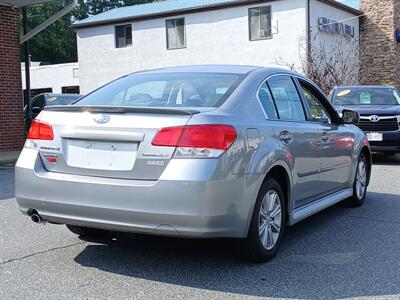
[259,190,282,250]
[356,160,367,199]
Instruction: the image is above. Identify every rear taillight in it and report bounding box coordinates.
[27,120,54,140]
[152,125,237,158]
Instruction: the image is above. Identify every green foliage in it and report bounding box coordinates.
[22,0,158,64]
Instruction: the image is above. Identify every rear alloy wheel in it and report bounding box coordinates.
[259,190,282,250]
[242,177,286,262]
[348,153,368,207]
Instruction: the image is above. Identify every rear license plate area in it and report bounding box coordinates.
[65,140,138,171]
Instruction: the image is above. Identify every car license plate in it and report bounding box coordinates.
[367,132,383,142]
[66,140,137,170]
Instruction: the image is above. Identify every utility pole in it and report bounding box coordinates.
[22,7,32,132]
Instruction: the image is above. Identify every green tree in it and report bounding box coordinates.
[22,1,77,63]
[23,0,158,63]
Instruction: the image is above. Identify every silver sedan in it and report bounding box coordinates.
[15,65,371,262]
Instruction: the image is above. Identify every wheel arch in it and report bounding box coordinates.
[360,146,372,186]
[258,163,293,224]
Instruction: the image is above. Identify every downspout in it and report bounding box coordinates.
[22,7,31,131]
[306,0,311,74]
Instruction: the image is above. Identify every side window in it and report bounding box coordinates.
[258,82,278,119]
[32,95,45,109]
[300,83,330,123]
[267,76,306,121]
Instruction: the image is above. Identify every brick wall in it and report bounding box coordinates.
[0,5,25,151]
[360,0,400,87]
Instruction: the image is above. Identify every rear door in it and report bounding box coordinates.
[264,75,325,207]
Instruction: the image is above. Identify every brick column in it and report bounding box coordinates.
[360,0,400,87]
[0,5,25,151]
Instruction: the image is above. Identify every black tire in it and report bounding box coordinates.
[347,153,368,207]
[66,224,109,238]
[241,177,286,263]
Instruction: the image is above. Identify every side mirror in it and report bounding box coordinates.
[32,107,41,114]
[342,109,360,124]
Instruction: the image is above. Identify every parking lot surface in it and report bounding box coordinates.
[0,155,399,299]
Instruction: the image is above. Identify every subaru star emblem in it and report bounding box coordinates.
[369,115,380,122]
[93,113,110,124]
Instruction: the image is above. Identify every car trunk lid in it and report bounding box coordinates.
[35,106,206,180]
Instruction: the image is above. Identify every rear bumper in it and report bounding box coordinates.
[15,149,260,238]
[368,131,400,153]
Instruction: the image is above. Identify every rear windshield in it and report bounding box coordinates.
[333,87,400,106]
[46,95,81,106]
[75,72,242,108]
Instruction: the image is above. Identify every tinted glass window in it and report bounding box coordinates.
[45,95,81,106]
[31,95,45,109]
[333,87,400,106]
[258,82,278,119]
[166,18,185,49]
[249,6,272,40]
[301,86,329,122]
[267,76,306,121]
[75,73,241,108]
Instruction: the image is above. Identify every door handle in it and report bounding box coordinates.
[321,132,329,143]
[279,131,293,143]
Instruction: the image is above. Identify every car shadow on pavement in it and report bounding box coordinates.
[372,153,400,166]
[74,193,400,299]
[0,167,15,200]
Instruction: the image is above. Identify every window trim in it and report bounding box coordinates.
[248,5,272,41]
[257,81,279,120]
[165,17,187,50]
[295,78,339,124]
[115,24,133,48]
[265,75,308,122]
[256,73,341,124]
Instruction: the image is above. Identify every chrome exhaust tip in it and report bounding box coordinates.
[31,213,45,224]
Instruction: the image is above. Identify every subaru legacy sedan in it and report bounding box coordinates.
[16,65,371,262]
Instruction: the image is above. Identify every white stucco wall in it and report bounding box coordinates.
[21,62,80,93]
[309,0,360,82]
[77,0,307,94]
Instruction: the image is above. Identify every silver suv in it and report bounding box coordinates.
[15,65,371,262]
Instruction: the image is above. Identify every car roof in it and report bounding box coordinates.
[335,85,396,90]
[134,64,293,76]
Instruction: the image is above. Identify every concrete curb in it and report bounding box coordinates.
[0,150,20,166]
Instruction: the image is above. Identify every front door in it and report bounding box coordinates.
[297,79,354,195]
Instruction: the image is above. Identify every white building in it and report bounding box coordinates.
[21,62,80,95]
[73,0,360,94]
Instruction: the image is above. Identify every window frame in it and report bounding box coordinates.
[294,78,340,124]
[265,75,308,122]
[165,17,187,50]
[257,81,279,120]
[248,6,272,41]
[115,24,133,48]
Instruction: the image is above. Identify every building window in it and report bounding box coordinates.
[62,86,80,94]
[166,18,186,49]
[249,6,272,41]
[115,24,132,48]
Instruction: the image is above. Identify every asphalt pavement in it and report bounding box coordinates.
[0,155,399,299]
